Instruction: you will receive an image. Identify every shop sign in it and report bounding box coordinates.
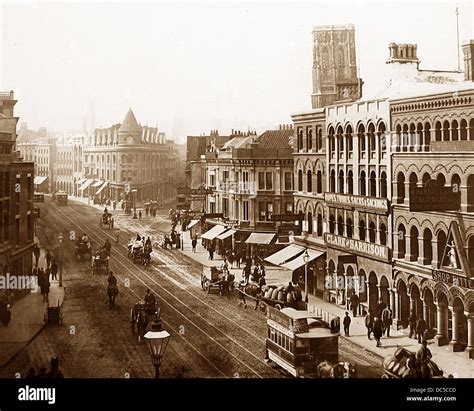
[324,193,388,212]
[325,233,389,260]
[432,270,472,289]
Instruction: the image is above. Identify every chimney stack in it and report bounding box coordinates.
[463,40,474,82]
[386,43,420,66]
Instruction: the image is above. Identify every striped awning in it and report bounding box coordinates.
[201,225,228,240]
[92,180,104,187]
[188,220,200,229]
[264,244,305,266]
[95,181,108,195]
[244,232,275,244]
[280,250,325,271]
[34,176,47,185]
[79,179,94,191]
[216,229,236,240]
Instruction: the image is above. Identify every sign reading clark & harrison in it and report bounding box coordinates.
[409,187,461,212]
[324,193,388,212]
[325,233,389,260]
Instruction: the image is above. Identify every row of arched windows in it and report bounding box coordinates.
[328,213,388,245]
[297,169,323,193]
[296,126,324,152]
[329,169,388,197]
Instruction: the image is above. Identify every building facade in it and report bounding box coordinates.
[389,42,474,356]
[0,91,34,292]
[83,109,180,204]
[56,135,84,195]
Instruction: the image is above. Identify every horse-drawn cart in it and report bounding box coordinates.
[100,212,114,229]
[382,347,445,378]
[237,282,305,312]
[44,299,63,325]
[130,301,161,342]
[92,255,109,275]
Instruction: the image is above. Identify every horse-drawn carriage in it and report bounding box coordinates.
[128,240,152,266]
[100,212,114,229]
[92,254,109,275]
[201,266,234,297]
[130,301,161,342]
[75,240,92,261]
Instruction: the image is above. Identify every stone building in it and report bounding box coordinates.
[56,135,84,195]
[0,91,34,286]
[82,109,179,204]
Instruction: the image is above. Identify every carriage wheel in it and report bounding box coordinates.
[204,279,211,294]
[274,304,282,310]
[201,278,207,291]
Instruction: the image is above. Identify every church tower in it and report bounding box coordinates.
[311,24,363,109]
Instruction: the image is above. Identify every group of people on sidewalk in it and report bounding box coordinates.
[24,357,64,379]
[32,246,59,302]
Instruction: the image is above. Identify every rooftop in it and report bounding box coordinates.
[118,109,142,133]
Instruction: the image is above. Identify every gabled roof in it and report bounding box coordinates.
[255,129,293,149]
[118,109,142,133]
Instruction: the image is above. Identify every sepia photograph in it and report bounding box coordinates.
[0,0,473,408]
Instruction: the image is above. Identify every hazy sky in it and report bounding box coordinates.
[1,0,473,142]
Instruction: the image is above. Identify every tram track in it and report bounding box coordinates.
[52,203,280,378]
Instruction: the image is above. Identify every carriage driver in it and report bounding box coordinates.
[144,289,156,315]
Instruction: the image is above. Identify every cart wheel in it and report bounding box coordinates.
[203,279,210,292]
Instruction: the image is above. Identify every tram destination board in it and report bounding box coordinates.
[409,187,460,211]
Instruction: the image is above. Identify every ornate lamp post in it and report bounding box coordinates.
[144,320,171,379]
[303,248,309,304]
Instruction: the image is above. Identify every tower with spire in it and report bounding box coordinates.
[117,108,142,145]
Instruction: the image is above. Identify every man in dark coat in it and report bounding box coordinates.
[381,306,393,337]
[343,312,351,337]
[416,340,432,378]
[372,317,383,347]
[365,311,374,340]
[408,310,417,339]
[350,293,359,317]
[45,249,52,269]
[416,316,427,343]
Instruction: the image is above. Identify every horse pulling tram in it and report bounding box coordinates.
[128,239,152,266]
[130,301,161,342]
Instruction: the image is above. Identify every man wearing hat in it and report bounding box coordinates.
[416,340,432,378]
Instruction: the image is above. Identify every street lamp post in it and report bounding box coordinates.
[144,320,171,379]
[132,189,138,219]
[303,249,309,304]
[57,233,64,287]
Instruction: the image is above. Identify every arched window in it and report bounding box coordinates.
[368,123,376,155]
[337,215,344,236]
[369,221,376,243]
[307,128,313,151]
[435,121,442,141]
[436,173,446,187]
[452,120,459,141]
[338,170,344,194]
[360,171,366,196]
[298,170,303,191]
[380,223,387,245]
[460,119,468,140]
[437,230,447,268]
[470,119,474,141]
[328,127,335,156]
[359,219,366,241]
[380,171,387,198]
[317,212,323,236]
[346,125,353,156]
[329,214,335,234]
[424,122,431,148]
[409,173,418,197]
[442,120,450,141]
[307,170,312,192]
[423,228,433,265]
[358,125,366,157]
[297,129,303,151]
[307,212,313,234]
[398,224,406,257]
[347,218,353,238]
[347,170,353,194]
[317,170,322,193]
[317,128,323,151]
[330,170,336,193]
[337,126,344,156]
[468,175,474,210]
[410,226,419,260]
[397,172,405,204]
[369,171,376,197]
[378,122,386,152]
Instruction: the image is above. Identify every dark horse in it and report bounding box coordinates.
[107,284,118,309]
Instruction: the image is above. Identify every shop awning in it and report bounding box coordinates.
[92,180,104,187]
[95,181,108,195]
[76,178,86,186]
[79,179,94,191]
[201,225,228,240]
[245,232,275,245]
[34,176,47,185]
[265,244,305,266]
[187,220,200,229]
[280,250,325,271]
[217,229,236,240]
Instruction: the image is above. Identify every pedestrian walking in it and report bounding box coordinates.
[50,260,58,281]
[416,315,427,343]
[408,310,417,339]
[138,210,142,220]
[208,243,215,260]
[365,311,374,340]
[416,340,432,378]
[373,317,383,347]
[191,235,197,252]
[33,244,41,267]
[343,312,351,337]
[350,293,359,317]
[45,249,52,269]
[381,306,393,337]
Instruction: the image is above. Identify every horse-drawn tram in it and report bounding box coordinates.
[265,306,342,378]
